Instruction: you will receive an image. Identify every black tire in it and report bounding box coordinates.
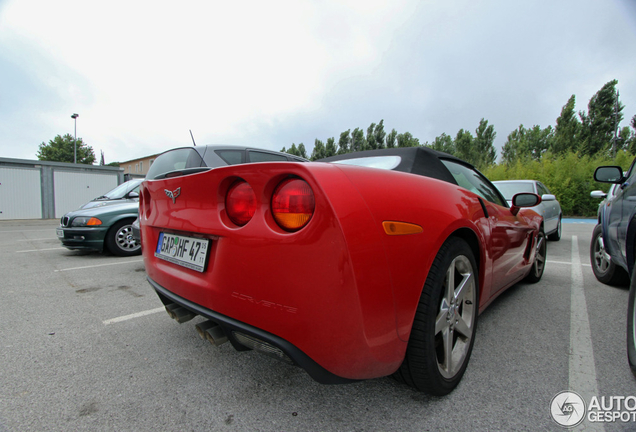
[525,229,546,283]
[548,215,562,241]
[105,220,142,257]
[393,237,478,395]
[628,271,636,378]
[590,224,629,286]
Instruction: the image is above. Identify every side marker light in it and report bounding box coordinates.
[382,221,423,236]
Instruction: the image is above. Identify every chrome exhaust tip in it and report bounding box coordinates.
[195,320,228,346]
[164,304,196,323]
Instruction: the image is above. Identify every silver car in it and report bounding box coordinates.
[493,180,563,241]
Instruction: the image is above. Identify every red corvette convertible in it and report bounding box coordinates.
[140,146,545,395]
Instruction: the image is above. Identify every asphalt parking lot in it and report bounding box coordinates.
[0,219,634,431]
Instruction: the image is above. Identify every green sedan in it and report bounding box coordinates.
[56,201,140,256]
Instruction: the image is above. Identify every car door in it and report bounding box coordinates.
[614,160,636,268]
[440,160,533,294]
[485,201,535,293]
[536,182,558,234]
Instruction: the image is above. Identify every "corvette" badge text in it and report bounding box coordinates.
[232,292,298,314]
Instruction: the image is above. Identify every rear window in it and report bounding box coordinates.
[330,155,401,170]
[215,150,244,165]
[495,182,535,200]
[248,151,289,163]
[146,148,206,179]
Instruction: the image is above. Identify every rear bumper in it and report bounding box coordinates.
[148,276,357,385]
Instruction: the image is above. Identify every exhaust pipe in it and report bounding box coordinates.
[195,320,228,346]
[164,303,196,323]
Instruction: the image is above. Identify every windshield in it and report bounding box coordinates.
[494,182,535,200]
[100,179,142,199]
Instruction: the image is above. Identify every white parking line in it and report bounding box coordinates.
[55,259,143,272]
[17,247,67,253]
[16,238,58,242]
[569,236,603,432]
[103,307,166,325]
[0,229,57,233]
[547,260,592,267]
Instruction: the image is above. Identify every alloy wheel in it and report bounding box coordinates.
[435,255,476,379]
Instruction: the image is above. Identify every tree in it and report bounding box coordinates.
[500,124,553,164]
[619,126,633,154]
[37,134,96,164]
[628,115,636,154]
[287,143,300,156]
[374,120,386,149]
[385,129,397,148]
[454,129,474,164]
[337,130,351,154]
[551,95,580,155]
[325,137,337,157]
[310,139,326,160]
[366,123,377,150]
[501,125,528,165]
[429,133,455,155]
[351,128,366,152]
[579,79,623,156]
[396,131,419,147]
[525,125,553,160]
[297,143,308,159]
[473,118,497,169]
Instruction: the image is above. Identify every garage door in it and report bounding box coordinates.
[54,171,119,218]
[0,167,42,220]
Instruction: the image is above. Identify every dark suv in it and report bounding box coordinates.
[592,161,636,377]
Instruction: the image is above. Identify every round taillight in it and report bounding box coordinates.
[226,180,256,226]
[272,179,315,232]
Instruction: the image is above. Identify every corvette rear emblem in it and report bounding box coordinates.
[165,187,181,204]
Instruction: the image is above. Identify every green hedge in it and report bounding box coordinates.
[483,151,635,217]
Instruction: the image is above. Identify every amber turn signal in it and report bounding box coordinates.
[272,178,315,232]
[86,217,102,226]
[382,221,423,236]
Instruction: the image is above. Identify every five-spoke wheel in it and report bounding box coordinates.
[393,237,478,395]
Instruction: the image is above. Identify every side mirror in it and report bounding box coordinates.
[590,190,608,199]
[541,194,556,202]
[128,191,140,198]
[510,192,541,216]
[594,166,624,184]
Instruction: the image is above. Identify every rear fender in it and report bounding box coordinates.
[331,166,489,343]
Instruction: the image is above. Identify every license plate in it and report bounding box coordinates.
[56,228,64,238]
[155,232,210,272]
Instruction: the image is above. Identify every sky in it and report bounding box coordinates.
[1,0,636,164]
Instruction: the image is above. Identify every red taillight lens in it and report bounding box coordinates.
[226,180,256,226]
[272,179,315,232]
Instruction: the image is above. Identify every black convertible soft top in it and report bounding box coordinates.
[318,147,474,185]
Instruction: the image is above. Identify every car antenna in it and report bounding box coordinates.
[189,129,196,146]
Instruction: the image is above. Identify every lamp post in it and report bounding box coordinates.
[71,113,79,164]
